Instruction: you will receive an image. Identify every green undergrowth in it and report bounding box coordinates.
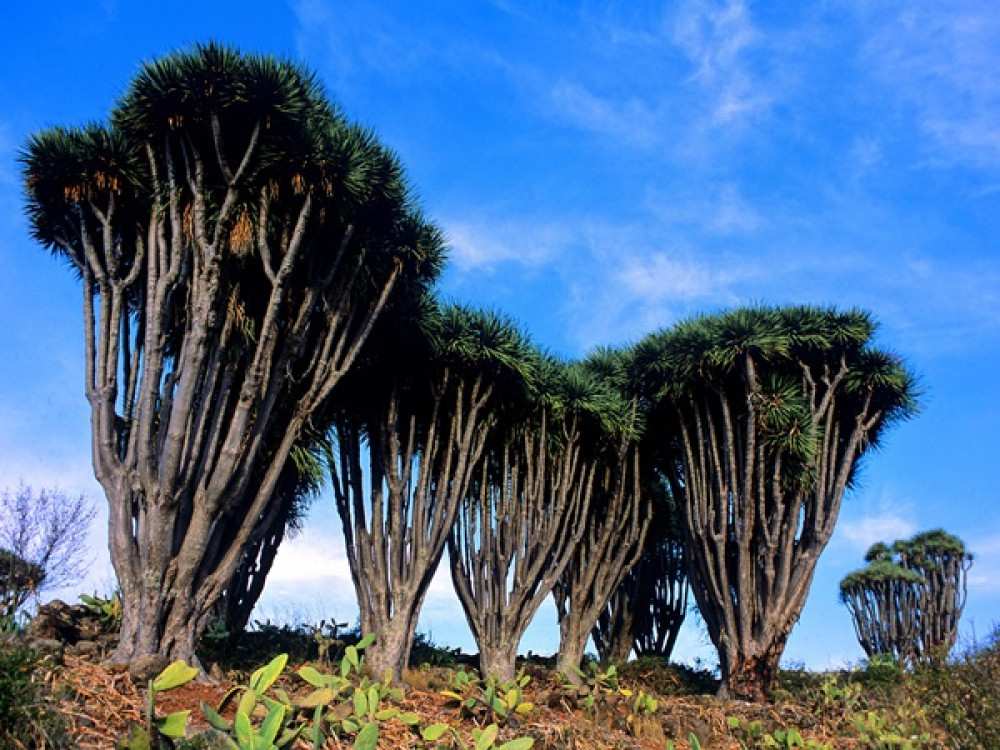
[0,645,72,748]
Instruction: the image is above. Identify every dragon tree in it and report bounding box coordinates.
[841,530,972,664]
[632,305,918,701]
[552,348,651,678]
[21,43,442,665]
[449,360,617,681]
[328,302,537,681]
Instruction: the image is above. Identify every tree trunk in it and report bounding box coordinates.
[364,605,422,683]
[478,640,520,683]
[718,645,783,703]
[556,620,590,683]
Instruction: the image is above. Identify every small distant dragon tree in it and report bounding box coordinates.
[21,43,442,665]
[633,306,918,701]
[329,303,536,681]
[841,530,972,664]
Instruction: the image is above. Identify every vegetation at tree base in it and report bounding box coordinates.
[3,621,999,748]
[0,484,96,624]
[840,529,972,665]
[630,306,919,701]
[21,42,443,666]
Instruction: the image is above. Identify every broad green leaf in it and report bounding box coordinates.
[234,711,253,748]
[259,704,284,746]
[421,723,451,741]
[439,690,464,701]
[515,702,534,715]
[353,688,368,717]
[251,653,288,693]
[374,707,397,721]
[237,688,259,718]
[311,704,324,750]
[152,660,199,692]
[297,687,338,708]
[342,718,360,734]
[475,724,499,750]
[201,700,232,731]
[499,739,535,750]
[356,633,376,650]
[155,710,191,738]
[352,721,378,750]
[277,724,306,750]
[367,686,379,714]
[398,712,421,725]
[345,645,359,670]
[297,665,327,688]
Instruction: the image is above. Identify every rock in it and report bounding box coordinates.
[27,637,66,659]
[128,653,171,683]
[176,729,238,749]
[27,599,80,643]
[70,639,101,656]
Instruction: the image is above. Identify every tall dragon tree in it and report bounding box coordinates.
[21,44,442,664]
[328,302,537,681]
[632,306,918,700]
[448,360,612,681]
[552,349,651,678]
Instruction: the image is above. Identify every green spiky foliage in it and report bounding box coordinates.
[632,305,918,701]
[327,300,538,681]
[841,530,972,664]
[20,43,443,665]
[448,352,635,682]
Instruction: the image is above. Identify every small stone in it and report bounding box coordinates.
[176,728,239,749]
[129,653,171,683]
[71,639,101,656]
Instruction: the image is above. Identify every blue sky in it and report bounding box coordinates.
[1,1,998,669]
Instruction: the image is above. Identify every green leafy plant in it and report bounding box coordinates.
[80,590,123,631]
[441,670,534,726]
[726,716,833,750]
[117,660,199,749]
[562,662,620,719]
[421,721,534,750]
[200,653,304,750]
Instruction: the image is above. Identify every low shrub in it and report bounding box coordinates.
[0,644,71,748]
[912,625,1000,750]
[618,655,718,696]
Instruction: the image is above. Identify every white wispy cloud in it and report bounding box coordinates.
[671,0,773,126]
[857,1,1000,170]
[548,81,661,148]
[966,531,1000,595]
[839,514,918,554]
[441,214,569,274]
